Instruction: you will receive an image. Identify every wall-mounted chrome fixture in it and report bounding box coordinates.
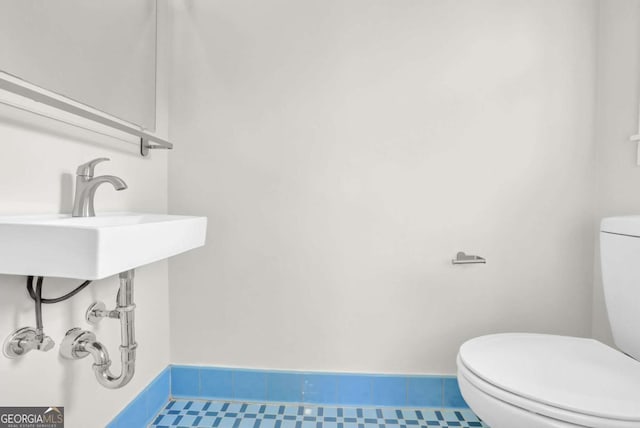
[60,270,137,389]
[0,72,172,157]
[3,276,92,359]
[3,327,55,358]
[72,158,127,217]
[452,251,486,265]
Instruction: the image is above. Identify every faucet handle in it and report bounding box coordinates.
[77,158,110,178]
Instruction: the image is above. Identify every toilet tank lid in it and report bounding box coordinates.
[601,216,640,237]
[458,333,640,422]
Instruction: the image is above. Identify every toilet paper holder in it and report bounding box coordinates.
[452,251,486,265]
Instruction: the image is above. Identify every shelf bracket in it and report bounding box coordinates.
[140,137,172,157]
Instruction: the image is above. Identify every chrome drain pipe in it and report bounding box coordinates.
[60,270,137,389]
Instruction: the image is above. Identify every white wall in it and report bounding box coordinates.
[593,0,640,345]
[168,0,597,374]
[0,3,170,427]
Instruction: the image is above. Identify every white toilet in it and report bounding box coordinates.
[456,216,640,428]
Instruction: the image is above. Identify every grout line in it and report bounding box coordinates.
[231,370,236,400]
[404,377,408,406]
[168,365,172,400]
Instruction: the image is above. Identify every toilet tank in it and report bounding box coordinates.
[600,216,640,360]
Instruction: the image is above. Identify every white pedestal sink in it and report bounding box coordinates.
[0,212,207,279]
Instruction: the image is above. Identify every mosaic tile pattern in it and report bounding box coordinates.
[150,400,489,428]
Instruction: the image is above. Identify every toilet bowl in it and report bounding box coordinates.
[457,333,640,428]
[457,217,640,428]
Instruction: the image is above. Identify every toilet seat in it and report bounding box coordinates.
[458,356,640,428]
[457,333,640,428]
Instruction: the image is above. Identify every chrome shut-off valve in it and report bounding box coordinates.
[85,301,119,325]
[3,327,55,359]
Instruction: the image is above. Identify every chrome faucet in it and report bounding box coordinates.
[72,158,127,217]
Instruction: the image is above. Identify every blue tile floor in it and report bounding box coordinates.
[150,400,489,428]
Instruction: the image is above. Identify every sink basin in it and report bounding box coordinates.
[0,212,207,279]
